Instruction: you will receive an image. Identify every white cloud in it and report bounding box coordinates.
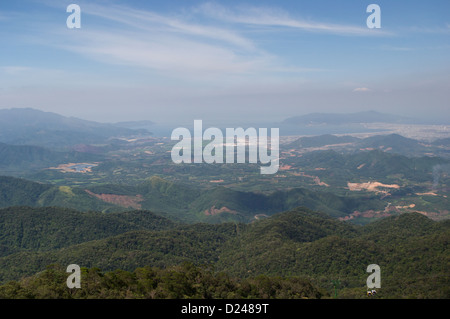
[353,87,371,92]
[42,2,335,83]
[196,2,390,36]
[44,3,283,80]
[81,4,256,51]
[37,1,379,82]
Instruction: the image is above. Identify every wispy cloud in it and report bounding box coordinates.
[380,45,414,52]
[63,30,269,75]
[38,1,386,80]
[353,87,371,92]
[45,3,281,79]
[196,2,391,36]
[81,4,256,51]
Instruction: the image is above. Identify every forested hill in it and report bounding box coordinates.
[0,142,102,172]
[0,206,176,254]
[0,175,385,223]
[0,206,448,298]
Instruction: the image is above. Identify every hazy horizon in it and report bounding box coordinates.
[1,0,449,124]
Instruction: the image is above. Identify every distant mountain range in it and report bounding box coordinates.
[0,108,446,148]
[286,133,433,157]
[0,108,150,148]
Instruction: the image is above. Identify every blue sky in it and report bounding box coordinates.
[0,0,449,124]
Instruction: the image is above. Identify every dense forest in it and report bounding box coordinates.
[0,263,322,299]
[0,206,448,299]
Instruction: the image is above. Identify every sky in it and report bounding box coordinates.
[0,0,449,125]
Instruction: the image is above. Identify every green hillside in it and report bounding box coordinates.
[0,206,176,256]
[0,175,386,223]
[285,133,448,158]
[357,134,429,156]
[0,263,322,299]
[285,149,448,186]
[0,176,52,207]
[0,207,447,298]
[0,217,238,283]
[0,142,103,174]
[216,210,449,298]
[0,176,119,212]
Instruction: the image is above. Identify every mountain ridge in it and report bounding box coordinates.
[0,207,447,298]
[0,108,149,148]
